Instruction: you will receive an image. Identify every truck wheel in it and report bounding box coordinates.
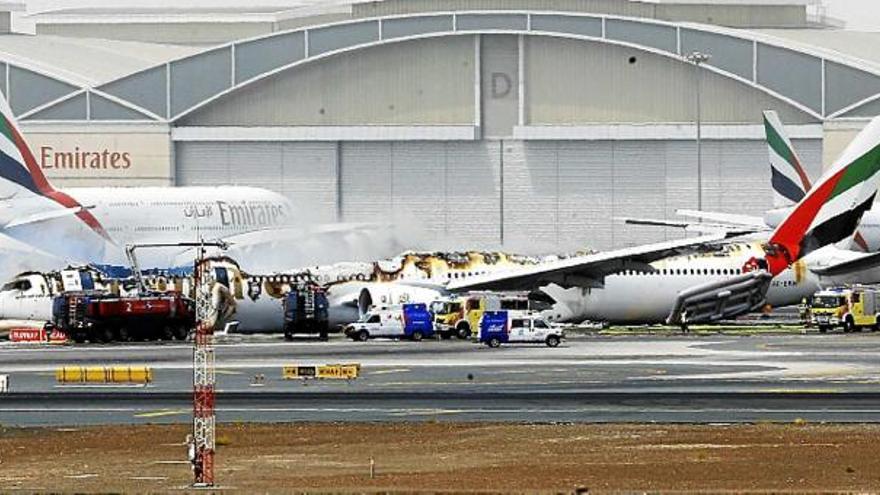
[115,327,131,343]
[356,330,369,342]
[283,331,294,342]
[96,327,114,344]
[818,326,828,334]
[546,335,560,348]
[319,331,329,341]
[71,331,87,344]
[411,331,424,342]
[844,318,855,333]
[456,324,471,340]
[159,326,175,341]
[487,337,501,348]
[172,326,189,341]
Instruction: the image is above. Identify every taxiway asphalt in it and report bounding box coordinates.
[1,333,879,425]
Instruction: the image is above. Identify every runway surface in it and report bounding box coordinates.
[1,333,879,425]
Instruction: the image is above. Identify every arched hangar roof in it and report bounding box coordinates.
[11,11,880,123]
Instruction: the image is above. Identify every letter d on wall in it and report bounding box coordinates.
[491,72,512,99]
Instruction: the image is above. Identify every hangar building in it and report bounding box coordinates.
[3,0,880,252]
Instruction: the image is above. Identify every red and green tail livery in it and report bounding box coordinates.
[760,116,880,275]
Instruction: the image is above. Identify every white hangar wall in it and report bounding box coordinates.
[175,137,823,252]
[173,32,824,251]
[178,36,476,126]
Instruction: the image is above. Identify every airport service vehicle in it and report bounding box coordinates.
[478,310,563,348]
[431,292,530,339]
[52,291,194,343]
[811,286,880,333]
[344,303,434,342]
[282,285,330,340]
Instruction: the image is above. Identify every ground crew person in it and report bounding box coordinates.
[798,297,811,326]
[186,434,200,480]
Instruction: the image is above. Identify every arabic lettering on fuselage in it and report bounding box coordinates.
[183,204,214,219]
[216,200,287,227]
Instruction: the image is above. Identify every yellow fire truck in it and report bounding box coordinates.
[811,286,880,333]
[431,293,530,339]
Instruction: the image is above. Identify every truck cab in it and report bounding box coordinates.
[478,310,564,348]
[283,285,330,340]
[811,286,880,333]
[431,297,465,339]
[345,303,434,341]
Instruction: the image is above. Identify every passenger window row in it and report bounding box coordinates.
[620,268,743,276]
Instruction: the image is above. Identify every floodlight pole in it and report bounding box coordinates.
[685,51,711,213]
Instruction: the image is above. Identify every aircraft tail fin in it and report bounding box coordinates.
[0,94,110,240]
[764,110,812,208]
[0,94,59,199]
[764,115,880,275]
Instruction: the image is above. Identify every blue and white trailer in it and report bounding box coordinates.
[344,303,435,341]
[479,310,564,348]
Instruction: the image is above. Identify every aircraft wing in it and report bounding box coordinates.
[675,209,767,228]
[3,205,93,229]
[810,251,880,277]
[445,233,729,292]
[620,216,764,237]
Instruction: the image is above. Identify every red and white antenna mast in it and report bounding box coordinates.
[193,244,218,487]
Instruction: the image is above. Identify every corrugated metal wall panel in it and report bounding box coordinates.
[225,143,281,188]
[504,141,559,251]
[340,142,392,222]
[175,142,339,222]
[390,142,449,243]
[176,142,229,185]
[281,143,338,223]
[717,140,768,214]
[612,141,668,247]
[664,140,699,238]
[557,141,614,251]
[175,137,822,253]
[446,141,501,248]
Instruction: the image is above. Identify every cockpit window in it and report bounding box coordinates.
[367,315,380,324]
[812,295,845,308]
[2,279,31,292]
[80,272,95,291]
[214,267,230,289]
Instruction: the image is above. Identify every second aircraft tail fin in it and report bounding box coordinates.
[764,110,812,208]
